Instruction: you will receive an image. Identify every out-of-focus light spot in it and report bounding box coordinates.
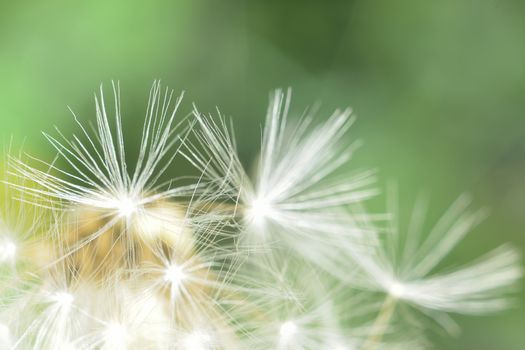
[164,263,186,287]
[251,197,271,216]
[0,239,17,264]
[182,330,211,350]
[136,212,163,240]
[116,196,137,217]
[51,291,74,308]
[280,320,298,341]
[104,322,128,348]
[247,196,273,227]
[388,281,406,299]
[0,323,11,348]
[333,344,349,350]
[58,341,77,350]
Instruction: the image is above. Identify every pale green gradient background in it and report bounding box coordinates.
[0,1,524,348]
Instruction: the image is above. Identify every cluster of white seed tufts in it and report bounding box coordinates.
[0,82,521,349]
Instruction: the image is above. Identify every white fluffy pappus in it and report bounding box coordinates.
[185,89,377,268]
[336,190,522,338]
[8,82,200,253]
[0,83,521,350]
[0,147,52,273]
[224,252,365,350]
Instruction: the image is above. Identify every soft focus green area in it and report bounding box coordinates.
[1,0,524,348]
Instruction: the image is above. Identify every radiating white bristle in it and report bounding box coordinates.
[0,84,521,349]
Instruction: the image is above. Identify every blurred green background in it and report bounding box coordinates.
[0,0,524,348]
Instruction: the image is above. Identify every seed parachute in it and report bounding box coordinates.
[0,82,521,350]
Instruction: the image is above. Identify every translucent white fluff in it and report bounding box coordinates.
[9,81,196,221]
[338,192,522,334]
[186,90,377,268]
[0,84,521,349]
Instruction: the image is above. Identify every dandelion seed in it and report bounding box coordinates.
[143,243,240,326]
[0,148,51,272]
[0,84,521,350]
[2,254,85,350]
[67,281,176,349]
[187,89,376,271]
[9,81,198,265]
[233,254,361,350]
[340,192,522,336]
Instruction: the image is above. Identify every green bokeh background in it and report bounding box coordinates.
[1,0,524,348]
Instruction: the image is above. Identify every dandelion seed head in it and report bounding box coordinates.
[2,84,521,349]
